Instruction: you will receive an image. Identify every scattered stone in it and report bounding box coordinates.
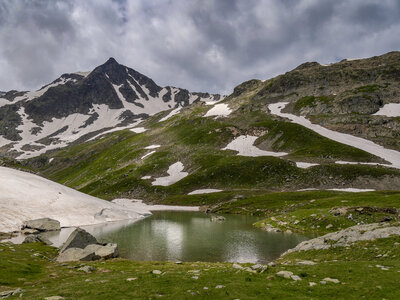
[85,279,92,282]
[215,285,225,289]
[251,264,268,273]
[276,271,293,279]
[78,266,95,273]
[57,248,100,262]
[22,218,60,232]
[268,262,276,267]
[22,235,41,244]
[348,214,354,220]
[192,276,199,280]
[293,220,300,225]
[326,224,333,229]
[320,281,327,284]
[291,275,302,281]
[381,216,392,222]
[0,288,22,298]
[296,260,316,266]
[210,215,226,222]
[244,267,257,273]
[60,228,98,253]
[175,261,182,264]
[21,228,40,235]
[85,243,118,260]
[309,282,317,287]
[263,224,281,233]
[126,278,137,281]
[152,270,162,275]
[323,277,340,284]
[44,297,64,300]
[232,263,243,269]
[285,230,293,234]
[203,287,209,290]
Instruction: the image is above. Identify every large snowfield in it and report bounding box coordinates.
[0,167,151,233]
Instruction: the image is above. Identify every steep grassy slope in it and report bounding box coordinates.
[11,96,397,202]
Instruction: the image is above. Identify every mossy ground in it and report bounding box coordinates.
[1,236,400,299]
[13,102,397,201]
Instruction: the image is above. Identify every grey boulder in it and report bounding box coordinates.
[22,218,60,232]
[60,228,98,253]
[57,243,118,262]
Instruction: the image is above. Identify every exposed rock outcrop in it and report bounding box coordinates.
[284,222,400,254]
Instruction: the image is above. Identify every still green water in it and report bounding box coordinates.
[89,211,308,264]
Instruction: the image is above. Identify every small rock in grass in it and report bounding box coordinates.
[232,263,243,269]
[203,287,209,290]
[78,266,95,273]
[268,262,276,267]
[0,288,23,298]
[326,224,333,229]
[192,276,199,280]
[323,278,340,284]
[152,270,162,275]
[175,261,182,264]
[126,278,137,281]
[320,280,327,284]
[296,260,316,266]
[85,279,92,282]
[215,285,225,289]
[44,297,64,300]
[244,267,257,273]
[309,282,317,287]
[291,275,302,281]
[276,271,293,279]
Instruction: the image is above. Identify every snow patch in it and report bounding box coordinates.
[223,135,287,157]
[141,150,156,160]
[130,127,147,133]
[75,71,91,77]
[204,103,232,118]
[269,102,400,169]
[188,189,223,195]
[141,175,151,180]
[145,144,160,149]
[373,103,400,117]
[112,199,199,212]
[159,107,182,122]
[0,98,11,107]
[0,135,12,148]
[0,167,149,233]
[295,162,319,169]
[328,188,375,193]
[152,162,188,186]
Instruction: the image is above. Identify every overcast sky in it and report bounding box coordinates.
[0,0,400,94]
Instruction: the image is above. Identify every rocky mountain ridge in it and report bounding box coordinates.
[0,58,222,159]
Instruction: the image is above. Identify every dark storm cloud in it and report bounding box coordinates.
[0,0,400,94]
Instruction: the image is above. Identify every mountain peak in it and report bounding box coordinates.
[104,57,119,65]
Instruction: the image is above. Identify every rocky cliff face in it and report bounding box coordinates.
[0,58,222,159]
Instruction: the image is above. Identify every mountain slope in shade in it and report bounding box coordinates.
[0,166,150,232]
[0,58,222,159]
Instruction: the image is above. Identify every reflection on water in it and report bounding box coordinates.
[7,212,309,263]
[88,211,309,263]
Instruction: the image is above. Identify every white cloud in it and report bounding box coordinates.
[0,0,400,94]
